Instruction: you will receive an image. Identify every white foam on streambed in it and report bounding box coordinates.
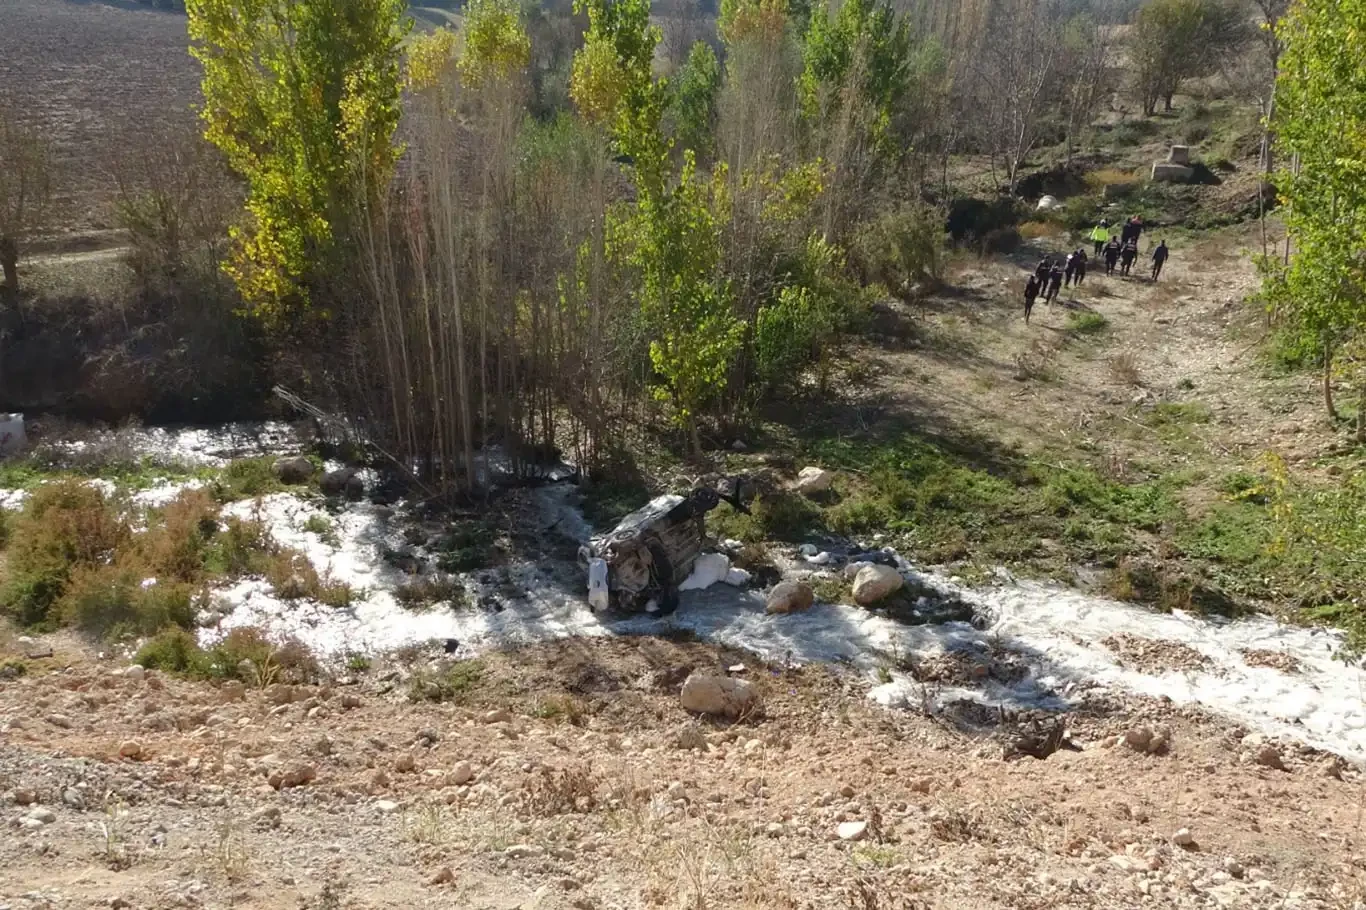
[202,492,1366,763]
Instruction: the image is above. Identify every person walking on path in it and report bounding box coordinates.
[1074,248,1088,286]
[1024,274,1041,323]
[1064,250,1079,288]
[1151,240,1170,281]
[1090,221,1110,256]
[1034,257,1051,290]
[1104,236,1121,277]
[1121,215,1143,245]
[1047,261,1065,303]
[1120,239,1138,276]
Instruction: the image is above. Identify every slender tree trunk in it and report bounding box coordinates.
[0,237,18,297]
[1324,341,1337,421]
[1358,376,1366,445]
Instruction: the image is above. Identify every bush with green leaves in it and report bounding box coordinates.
[850,202,946,296]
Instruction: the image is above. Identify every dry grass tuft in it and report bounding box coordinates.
[1108,351,1143,387]
[526,762,598,816]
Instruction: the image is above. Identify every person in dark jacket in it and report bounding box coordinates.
[1024,274,1041,323]
[1104,236,1122,277]
[1073,248,1088,286]
[1151,240,1170,281]
[1063,250,1079,288]
[1047,262,1065,303]
[1034,257,1051,289]
[1121,215,1143,245]
[1120,239,1138,276]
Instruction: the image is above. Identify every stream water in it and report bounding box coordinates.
[3,425,1364,763]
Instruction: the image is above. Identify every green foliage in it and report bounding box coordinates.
[754,235,849,390]
[187,0,409,321]
[135,627,210,676]
[849,202,946,295]
[457,0,531,88]
[213,457,283,502]
[708,492,823,543]
[669,41,721,158]
[1264,454,1366,650]
[408,659,485,703]
[799,0,911,148]
[1260,0,1366,388]
[574,0,741,449]
[1065,311,1109,336]
[0,482,130,628]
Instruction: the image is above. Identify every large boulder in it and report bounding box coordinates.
[852,564,903,606]
[792,466,834,496]
[320,468,365,501]
[680,672,759,719]
[766,581,815,615]
[273,456,315,485]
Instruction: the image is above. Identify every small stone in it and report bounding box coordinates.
[1223,857,1245,879]
[1172,828,1195,848]
[14,788,37,806]
[504,844,544,859]
[394,753,416,773]
[61,788,84,810]
[119,740,144,760]
[839,784,856,798]
[268,763,317,790]
[483,708,513,724]
[765,822,784,836]
[428,867,455,886]
[1254,744,1287,771]
[909,778,932,794]
[46,714,73,729]
[123,665,146,683]
[448,761,474,786]
[340,694,362,709]
[837,821,868,842]
[376,799,401,813]
[666,781,687,801]
[252,806,281,829]
[27,807,56,825]
[264,684,296,706]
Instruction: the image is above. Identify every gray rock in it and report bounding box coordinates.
[273,456,315,485]
[837,821,868,841]
[852,565,903,606]
[1254,743,1287,771]
[447,761,474,786]
[26,807,56,825]
[792,466,834,495]
[1151,162,1194,183]
[61,788,84,810]
[320,468,363,500]
[766,581,815,615]
[680,672,760,719]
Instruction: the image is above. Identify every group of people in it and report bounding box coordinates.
[1022,215,1171,324]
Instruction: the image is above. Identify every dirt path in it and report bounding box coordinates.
[857,222,1330,480]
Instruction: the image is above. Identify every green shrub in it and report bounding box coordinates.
[850,202,946,294]
[205,515,274,576]
[59,566,197,639]
[135,627,209,675]
[408,659,484,703]
[1066,311,1109,336]
[214,457,282,502]
[0,481,130,628]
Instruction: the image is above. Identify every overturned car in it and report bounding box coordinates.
[579,478,751,615]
